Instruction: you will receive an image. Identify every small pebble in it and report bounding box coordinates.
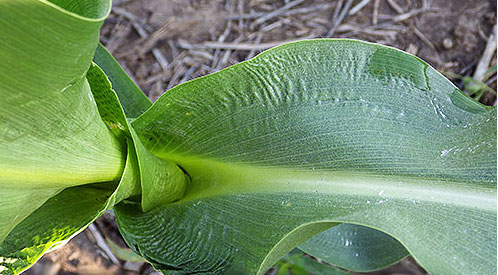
[406,43,418,55]
[443,38,454,49]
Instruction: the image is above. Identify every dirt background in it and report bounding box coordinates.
[28,0,496,274]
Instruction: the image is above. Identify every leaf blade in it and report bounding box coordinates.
[93,43,152,118]
[299,224,408,272]
[117,39,496,274]
[0,0,122,243]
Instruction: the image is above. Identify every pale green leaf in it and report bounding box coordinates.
[0,188,60,248]
[0,143,141,275]
[0,0,123,243]
[115,39,496,274]
[0,62,142,273]
[106,238,146,263]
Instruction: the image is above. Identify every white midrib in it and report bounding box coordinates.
[164,154,497,212]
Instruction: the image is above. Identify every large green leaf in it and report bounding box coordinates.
[115,39,496,274]
[0,53,137,275]
[0,0,124,243]
[0,53,156,275]
[0,1,146,273]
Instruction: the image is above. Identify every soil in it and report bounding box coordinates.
[28,0,496,274]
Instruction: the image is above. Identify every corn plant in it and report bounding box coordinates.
[0,1,496,274]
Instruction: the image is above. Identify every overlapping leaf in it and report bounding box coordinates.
[0,0,121,245]
[0,1,133,273]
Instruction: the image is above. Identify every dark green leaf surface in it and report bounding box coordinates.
[299,224,407,272]
[116,39,496,274]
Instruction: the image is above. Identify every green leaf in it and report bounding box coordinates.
[130,129,188,212]
[0,61,147,271]
[299,224,407,272]
[116,39,496,274]
[0,136,139,274]
[0,184,113,274]
[93,43,152,118]
[0,0,123,243]
[106,238,146,263]
[0,188,60,247]
[273,249,353,275]
[86,62,188,212]
[0,1,153,271]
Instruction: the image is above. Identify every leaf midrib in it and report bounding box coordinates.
[159,154,496,212]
